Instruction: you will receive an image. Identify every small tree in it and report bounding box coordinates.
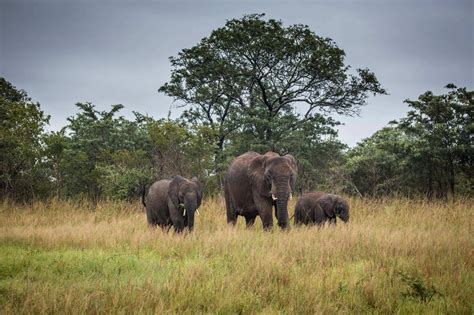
[61,103,154,199]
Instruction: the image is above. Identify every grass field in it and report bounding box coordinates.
[0,196,472,314]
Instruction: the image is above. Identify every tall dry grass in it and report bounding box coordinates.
[0,196,472,314]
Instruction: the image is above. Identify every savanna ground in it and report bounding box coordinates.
[0,196,472,314]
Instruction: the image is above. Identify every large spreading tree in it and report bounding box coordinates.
[159,13,386,167]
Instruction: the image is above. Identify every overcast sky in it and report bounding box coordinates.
[1,0,472,146]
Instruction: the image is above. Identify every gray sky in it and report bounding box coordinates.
[1,0,473,146]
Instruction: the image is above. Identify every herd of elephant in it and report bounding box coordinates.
[142,151,350,232]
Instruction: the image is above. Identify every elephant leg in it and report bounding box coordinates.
[226,206,238,225]
[260,211,273,230]
[160,223,172,232]
[225,188,238,225]
[244,214,257,227]
[146,207,157,227]
[294,210,302,226]
[167,199,185,232]
[254,196,273,230]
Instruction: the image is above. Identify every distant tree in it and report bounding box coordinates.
[347,85,473,199]
[0,78,27,102]
[96,149,152,201]
[346,127,410,197]
[159,13,386,171]
[147,120,216,192]
[397,84,473,199]
[43,130,68,199]
[283,117,347,193]
[61,103,154,199]
[0,78,50,200]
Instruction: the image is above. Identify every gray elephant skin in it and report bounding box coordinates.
[224,151,298,229]
[294,192,349,226]
[142,176,202,232]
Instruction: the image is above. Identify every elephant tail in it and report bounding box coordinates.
[141,184,147,208]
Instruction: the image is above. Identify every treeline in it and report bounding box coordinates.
[1,14,472,201]
[1,77,472,202]
[347,85,473,199]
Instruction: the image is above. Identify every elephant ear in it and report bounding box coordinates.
[191,176,203,207]
[283,154,298,190]
[318,194,336,218]
[247,154,270,197]
[168,176,186,208]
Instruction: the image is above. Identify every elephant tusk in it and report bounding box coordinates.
[289,193,293,200]
[272,194,277,201]
[183,208,186,216]
[196,209,200,216]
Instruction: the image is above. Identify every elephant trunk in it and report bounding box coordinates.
[276,199,289,229]
[273,177,290,229]
[187,208,196,231]
[341,214,349,223]
[184,196,197,231]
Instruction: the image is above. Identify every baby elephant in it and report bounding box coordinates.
[142,176,202,232]
[294,192,349,226]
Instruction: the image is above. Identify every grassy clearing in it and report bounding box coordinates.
[0,196,472,314]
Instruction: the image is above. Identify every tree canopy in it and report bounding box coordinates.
[159,14,386,165]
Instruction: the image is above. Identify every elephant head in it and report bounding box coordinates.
[248,152,298,229]
[319,194,350,223]
[168,176,202,231]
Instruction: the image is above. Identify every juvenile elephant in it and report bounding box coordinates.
[294,192,349,226]
[224,151,298,229]
[142,176,202,232]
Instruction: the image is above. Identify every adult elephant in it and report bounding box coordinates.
[142,176,202,232]
[294,192,349,226]
[224,151,298,229]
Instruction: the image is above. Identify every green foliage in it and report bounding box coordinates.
[346,127,410,196]
[160,13,385,169]
[397,85,473,198]
[97,166,150,201]
[95,149,151,200]
[276,115,347,193]
[398,272,441,302]
[43,130,68,198]
[347,85,473,198]
[58,103,155,199]
[0,78,50,200]
[147,120,216,193]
